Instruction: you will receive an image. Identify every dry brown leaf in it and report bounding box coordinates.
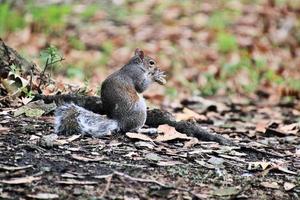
[248,161,271,170]
[255,121,269,133]
[55,135,81,145]
[0,126,10,133]
[27,193,59,199]
[175,107,207,121]
[156,161,183,166]
[0,176,41,184]
[283,182,296,191]
[195,160,215,169]
[126,132,154,143]
[279,123,300,135]
[276,166,297,175]
[183,137,200,148]
[218,154,246,163]
[156,124,191,142]
[21,96,34,105]
[71,154,104,162]
[260,182,280,189]
[0,165,32,171]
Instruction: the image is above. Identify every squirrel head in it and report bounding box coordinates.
[123,48,166,85]
[133,48,157,72]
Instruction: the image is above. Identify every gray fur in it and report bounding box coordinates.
[55,103,119,137]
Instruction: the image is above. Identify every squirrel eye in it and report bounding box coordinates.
[149,60,155,65]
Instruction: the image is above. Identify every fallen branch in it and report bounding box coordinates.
[99,175,113,198]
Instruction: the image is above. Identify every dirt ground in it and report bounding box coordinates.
[0,97,299,200]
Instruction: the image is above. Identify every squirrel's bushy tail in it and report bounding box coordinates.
[55,104,119,137]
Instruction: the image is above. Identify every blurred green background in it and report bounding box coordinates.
[1,0,300,98]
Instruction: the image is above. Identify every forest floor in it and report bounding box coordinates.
[0,96,299,199]
[0,1,300,199]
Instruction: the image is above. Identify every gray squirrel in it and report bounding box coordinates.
[55,48,166,137]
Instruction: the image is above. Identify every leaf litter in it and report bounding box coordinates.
[1,96,299,199]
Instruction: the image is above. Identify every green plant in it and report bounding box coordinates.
[201,73,222,96]
[68,36,86,50]
[217,32,237,53]
[0,3,26,36]
[99,41,115,65]
[165,87,178,99]
[28,4,72,33]
[81,4,99,21]
[66,66,84,79]
[39,45,64,77]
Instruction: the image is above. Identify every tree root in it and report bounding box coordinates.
[34,94,234,145]
[0,39,36,78]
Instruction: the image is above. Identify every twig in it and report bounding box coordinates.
[113,171,173,188]
[94,171,202,198]
[29,68,33,91]
[37,57,64,93]
[37,57,49,93]
[112,171,202,199]
[99,174,113,198]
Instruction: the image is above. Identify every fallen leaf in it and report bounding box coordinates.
[27,193,59,199]
[30,135,40,140]
[0,176,41,184]
[279,123,300,135]
[14,107,45,117]
[183,137,199,148]
[156,161,183,166]
[14,100,56,117]
[145,153,163,161]
[255,121,269,133]
[213,187,240,196]
[277,166,297,175]
[175,107,207,121]
[21,96,34,105]
[0,165,33,171]
[248,161,271,170]
[195,160,215,169]
[0,126,10,133]
[207,156,224,166]
[296,149,300,157]
[261,182,280,189]
[40,134,58,147]
[71,154,104,162]
[134,141,154,149]
[182,96,230,113]
[156,124,191,142]
[218,154,245,163]
[56,135,81,145]
[123,152,139,159]
[126,132,154,143]
[283,182,296,191]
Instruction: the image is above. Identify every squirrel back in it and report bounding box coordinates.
[55,48,166,137]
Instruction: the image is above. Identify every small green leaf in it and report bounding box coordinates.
[217,32,237,53]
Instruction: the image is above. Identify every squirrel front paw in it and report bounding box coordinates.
[152,68,166,85]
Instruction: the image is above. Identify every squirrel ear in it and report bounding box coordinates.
[135,48,144,60]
